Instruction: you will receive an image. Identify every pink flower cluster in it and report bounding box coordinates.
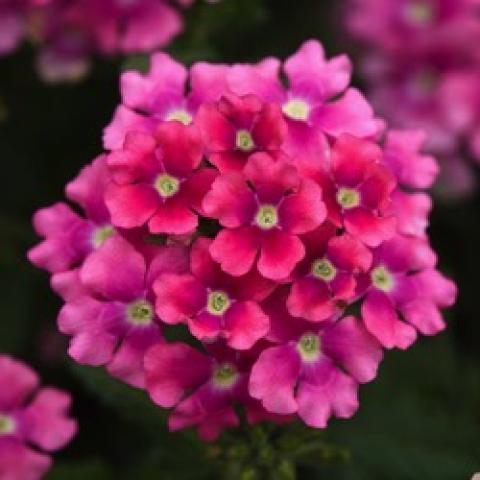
[28,40,456,440]
[345,0,480,196]
[0,355,76,480]
[0,0,193,82]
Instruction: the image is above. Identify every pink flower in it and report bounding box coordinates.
[0,355,76,480]
[145,342,248,441]
[319,134,397,247]
[196,93,287,172]
[105,122,216,235]
[204,153,326,279]
[154,238,274,349]
[58,235,188,387]
[28,40,458,438]
[1,0,193,82]
[226,40,384,162]
[346,0,480,196]
[250,288,383,428]
[287,223,372,322]
[360,234,457,349]
[28,155,115,275]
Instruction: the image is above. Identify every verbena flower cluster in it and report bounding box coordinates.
[0,0,193,82]
[345,0,480,197]
[0,355,76,480]
[28,40,457,441]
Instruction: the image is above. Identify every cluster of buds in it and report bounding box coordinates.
[0,0,194,82]
[345,0,480,197]
[0,355,76,480]
[29,40,456,440]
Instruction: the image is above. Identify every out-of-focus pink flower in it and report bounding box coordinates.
[1,0,194,82]
[345,0,480,197]
[0,355,76,480]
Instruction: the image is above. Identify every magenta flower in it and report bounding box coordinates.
[250,288,383,428]
[0,355,76,480]
[58,235,188,387]
[360,234,457,349]
[287,223,372,322]
[145,342,248,441]
[196,93,287,172]
[106,122,216,235]
[319,135,397,247]
[154,238,274,349]
[204,152,326,279]
[28,155,114,275]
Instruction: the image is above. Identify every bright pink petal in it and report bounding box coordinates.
[154,273,207,324]
[224,301,270,350]
[80,235,145,301]
[297,362,359,428]
[183,168,218,215]
[210,227,259,277]
[401,300,446,336]
[145,342,211,408]
[284,40,352,98]
[287,277,335,322]
[251,103,287,149]
[279,179,326,234]
[249,345,300,415]
[107,327,163,388]
[155,122,203,177]
[148,198,198,235]
[362,291,417,350]
[196,103,236,152]
[331,134,382,187]
[322,316,383,383]
[314,88,383,138]
[105,182,159,229]
[344,208,396,247]
[103,105,155,151]
[202,173,256,227]
[327,233,372,272]
[258,230,305,280]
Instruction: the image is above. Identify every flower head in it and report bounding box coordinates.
[29,40,456,440]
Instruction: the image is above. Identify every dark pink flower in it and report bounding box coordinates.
[250,288,383,427]
[154,238,274,349]
[287,223,372,322]
[58,235,189,387]
[204,153,326,279]
[0,355,76,480]
[106,122,216,235]
[196,93,287,172]
[360,234,457,349]
[319,134,397,247]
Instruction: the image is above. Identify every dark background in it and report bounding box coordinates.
[1,0,479,478]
